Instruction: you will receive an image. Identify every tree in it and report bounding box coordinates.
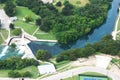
[10,43,16,48]
[56,1,62,7]
[36,50,51,61]
[9,23,15,30]
[4,1,16,16]
[22,71,32,77]
[12,28,22,36]
[36,18,41,26]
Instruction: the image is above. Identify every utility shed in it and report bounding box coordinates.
[38,64,56,74]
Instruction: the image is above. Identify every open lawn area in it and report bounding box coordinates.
[0,29,8,44]
[0,66,39,78]
[14,20,37,35]
[117,18,120,31]
[14,6,56,40]
[0,36,3,44]
[64,72,112,80]
[0,4,5,9]
[15,6,39,20]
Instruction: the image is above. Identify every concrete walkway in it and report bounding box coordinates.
[112,7,120,40]
[41,66,120,80]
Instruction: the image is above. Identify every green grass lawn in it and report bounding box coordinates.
[64,72,112,80]
[117,18,120,31]
[0,66,39,78]
[0,36,3,44]
[1,29,8,39]
[0,29,8,44]
[14,6,39,35]
[53,0,89,7]
[14,20,37,35]
[0,4,5,9]
[14,6,56,40]
[15,6,39,20]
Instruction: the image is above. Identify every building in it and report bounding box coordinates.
[38,63,56,74]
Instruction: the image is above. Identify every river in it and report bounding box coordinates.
[28,0,120,56]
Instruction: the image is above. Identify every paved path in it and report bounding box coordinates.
[41,66,120,80]
[112,7,120,40]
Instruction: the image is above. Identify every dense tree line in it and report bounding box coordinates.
[56,35,120,62]
[0,57,39,69]
[15,0,113,44]
[4,1,16,17]
[36,50,51,61]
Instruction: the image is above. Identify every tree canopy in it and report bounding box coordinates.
[15,0,112,44]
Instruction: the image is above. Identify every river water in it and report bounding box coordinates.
[28,0,120,56]
[0,0,120,58]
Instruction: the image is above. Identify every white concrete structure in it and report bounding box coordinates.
[41,0,53,3]
[95,55,112,69]
[10,16,17,22]
[38,64,56,74]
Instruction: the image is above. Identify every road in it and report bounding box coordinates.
[41,66,120,80]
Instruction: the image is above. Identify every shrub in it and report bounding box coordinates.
[8,71,21,78]
[12,28,22,36]
[36,50,51,61]
[22,71,32,77]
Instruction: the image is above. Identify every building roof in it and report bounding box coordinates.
[38,63,56,74]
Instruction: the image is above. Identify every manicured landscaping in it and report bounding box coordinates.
[0,66,39,78]
[14,6,56,40]
[14,6,39,35]
[34,31,56,40]
[15,6,39,20]
[0,29,8,44]
[117,18,120,31]
[0,36,3,44]
[1,29,8,39]
[14,20,37,35]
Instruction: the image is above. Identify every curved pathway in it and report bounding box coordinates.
[41,66,120,80]
[112,7,120,40]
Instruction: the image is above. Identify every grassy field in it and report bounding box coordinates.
[34,30,56,40]
[14,20,37,35]
[14,6,39,35]
[0,66,39,78]
[117,18,120,31]
[15,6,39,20]
[0,4,5,9]
[14,6,56,40]
[64,72,112,80]
[0,29,8,44]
